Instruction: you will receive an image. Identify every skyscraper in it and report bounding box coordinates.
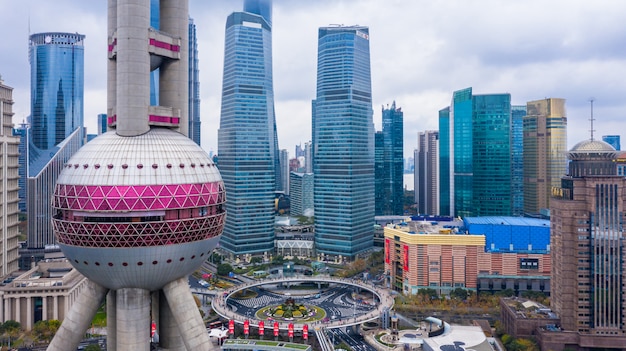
[218,0,278,257]
[0,79,21,276]
[545,139,626,350]
[27,32,85,249]
[415,130,439,215]
[472,93,512,216]
[289,172,314,216]
[312,25,374,260]
[438,107,451,216]
[279,149,289,194]
[188,17,201,145]
[451,88,473,218]
[511,105,526,216]
[374,102,403,216]
[523,98,567,217]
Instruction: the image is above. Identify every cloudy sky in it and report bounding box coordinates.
[2,0,626,160]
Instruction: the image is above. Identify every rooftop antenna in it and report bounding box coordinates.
[589,98,595,141]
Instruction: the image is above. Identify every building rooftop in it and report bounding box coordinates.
[464,217,550,227]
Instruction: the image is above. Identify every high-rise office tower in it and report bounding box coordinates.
[0,79,21,276]
[415,131,439,215]
[48,0,225,349]
[218,0,278,256]
[374,102,403,216]
[375,131,385,214]
[289,172,314,216]
[27,32,85,249]
[472,93,512,216]
[279,149,289,194]
[451,87,473,218]
[511,105,526,216]
[602,135,620,151]
[547,139,626,349]
[438,107,451,216]
[304,140,312,173]
[312,25,374,260]
[97,113,108,134]
[523,98,567,217]
[188,17,201,145]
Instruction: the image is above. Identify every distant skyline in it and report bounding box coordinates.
[2,0,626,159]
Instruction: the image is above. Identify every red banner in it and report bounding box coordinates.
[288,323,294,338]
[403,244,409,271]
[385,238,390,263]
[228,320,235,335]
[151,321,156,337]
[244,320,249,335]
[302,324,308,340]
[273,322,280,337]
[259,321,265,336]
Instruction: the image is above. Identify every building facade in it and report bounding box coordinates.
[27,32,85,249]
[384,223,551,295]
[218,1,278,256]
[415,130,439,215]
[289,172,314,216]
[451,87,473,218]
[0,80,20,277]
[523,98,567,217]
[312,25,374,260]
[375,102,403,216]
[438,107,451,216]
[279,149,289,194]
[0,260,88,331]
[188,17,201,145]
[511,105,526,216]
[543,139,626,350]
[472,94,512,216]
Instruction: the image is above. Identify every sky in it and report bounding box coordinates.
[2,0,626,160]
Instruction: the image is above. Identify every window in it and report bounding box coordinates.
[520,258,539,270]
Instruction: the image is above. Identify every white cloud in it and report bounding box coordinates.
[2,0,626,160]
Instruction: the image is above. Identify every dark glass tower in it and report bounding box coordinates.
[218,1,278,256]
[374,102,404,216]
[188,18,201,145]
[511,105,526,216]
[312,25,374,260]
[438,107,451,215]
[27,32,85,249]
[472,94,512,216]
[452,87,473,217]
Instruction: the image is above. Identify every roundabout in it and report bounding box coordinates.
[211,275,394,332]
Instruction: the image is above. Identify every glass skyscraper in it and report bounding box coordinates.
[312,25,374,260]
[523,98,567,217]
[375,102,403,216]
[27,32,85,249]
[472,94,511,216]
[511,105,526,216]
[451,87,473,218]
[188,18,201,145]
[602,135,620,151]
[218,0,278,256]
[438,107,450,216]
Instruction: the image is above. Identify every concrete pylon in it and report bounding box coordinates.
[162,277,213,350]
[47,280,108,351]
[159,290,186,350]
[117,288,151,351]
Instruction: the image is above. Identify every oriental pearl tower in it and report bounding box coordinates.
[48,1,225,350]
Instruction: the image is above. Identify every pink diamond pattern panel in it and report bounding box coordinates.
[53,213,225,248]
[52,182,225,211]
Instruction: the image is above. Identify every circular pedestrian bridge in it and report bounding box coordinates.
[211,275,394,331]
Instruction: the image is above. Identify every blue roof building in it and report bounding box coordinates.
[463,216,550,253]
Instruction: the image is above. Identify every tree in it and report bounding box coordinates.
[417,288,438,300]
[450,288,469,301]
[84,344,103,351]
[217,263,234,276]
[250,256,263,265]
[32,319,61,342]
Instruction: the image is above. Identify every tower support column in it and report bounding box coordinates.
[116,288,151,351]
[47,280,108,351]
[163,276,212,350]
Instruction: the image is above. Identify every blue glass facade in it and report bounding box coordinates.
[472,94,512,216]
[511,105,526,216]
[218,7,278,255]
[451,88,473,217]
[312,25,374,259]
[438,107,450,216]
[188,18,201,145]
[375,102,404,216]
[602,135,620,151]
